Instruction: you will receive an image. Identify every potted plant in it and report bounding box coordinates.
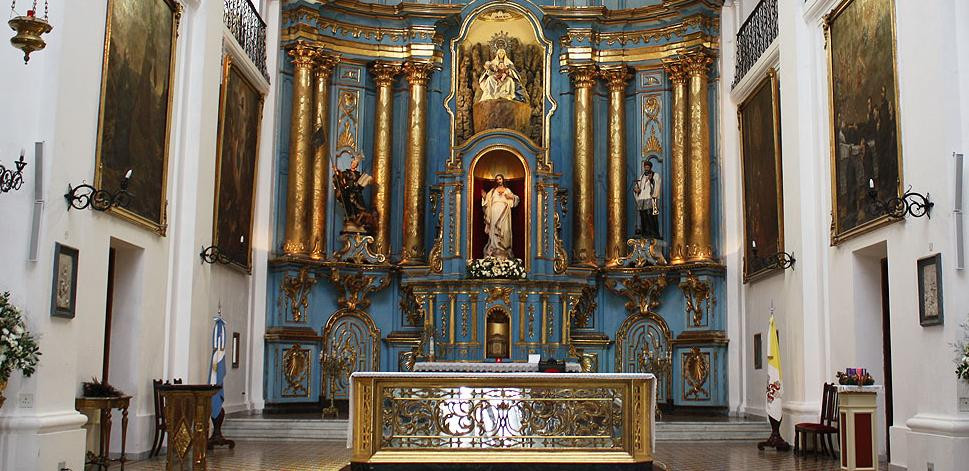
[955,320,969,385]
[0,292,41,408]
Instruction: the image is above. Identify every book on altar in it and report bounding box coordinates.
[357,174,372,186]
[528,354,541,364]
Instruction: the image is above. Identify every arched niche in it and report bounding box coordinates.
[468,146,530,268]
[615,312,673,405]
[321,309,380,400]
[485,306,511,359]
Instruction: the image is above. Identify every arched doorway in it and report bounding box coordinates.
[468,147,529,266]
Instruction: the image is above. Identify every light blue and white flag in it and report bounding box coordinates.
[209,314,227,420]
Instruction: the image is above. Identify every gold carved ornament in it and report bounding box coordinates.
[483,287,512,305]
[399,286,426,327]
[604,275,668,315]
[569,286,597,329]
[336,90,359,151]
[333,233,386,265]
[682,346,710,401]
[279,268,318,322]
[329,270,391,312]
[552,187,569,274]
[282,343,311,397]
[617,238,668,267]
[680,272,715,328]
[427,187,445,273]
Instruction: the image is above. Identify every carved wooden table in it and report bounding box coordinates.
[75,395,132,470]
[157,384,221,470]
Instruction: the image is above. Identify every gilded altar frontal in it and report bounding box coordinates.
[267,0,728,417]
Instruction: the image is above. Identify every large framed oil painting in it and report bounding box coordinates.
[738,70,784,282]
[213,55,264,271]
[825,0,902,244]
[95,0,180,234]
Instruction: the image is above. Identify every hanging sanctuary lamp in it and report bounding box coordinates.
[8,0,52,64]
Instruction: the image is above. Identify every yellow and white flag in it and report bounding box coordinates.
[766,315,783,422]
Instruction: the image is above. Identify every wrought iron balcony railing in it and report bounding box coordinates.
[733,0,778,88]
[224,0,269,80]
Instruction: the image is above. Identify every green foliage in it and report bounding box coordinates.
[956,320,969,383]
[0,292,41,382]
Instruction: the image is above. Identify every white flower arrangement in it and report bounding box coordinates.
[0,292,40,383]
[467,257,526,279]
[956,320,969,384]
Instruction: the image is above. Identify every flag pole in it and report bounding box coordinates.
[757,300,791,451]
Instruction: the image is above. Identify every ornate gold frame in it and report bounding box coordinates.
[738,68,785,282]
[94,0,180,235]
[213,54,265,272]
[466,145,532,272]
[824,0,904,245]
[444,0,557,169]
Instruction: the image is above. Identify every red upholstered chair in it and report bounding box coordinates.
[794,382,839,458]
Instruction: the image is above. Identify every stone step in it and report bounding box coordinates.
[223,417,771,442]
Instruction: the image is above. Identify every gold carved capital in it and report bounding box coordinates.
[402,60,435,86]
[662,60,688,84]
[599,65,631,91]
[287,41,319,68]
[371,61,402,87]
[682,52,713,78]
[314,52,341,78]
[567,64,598,89]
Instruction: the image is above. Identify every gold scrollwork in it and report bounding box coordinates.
[604,275,668,315]
[460,302,469,338]
[428,187,445,273]
[333,233,386,264]
[336,89,359,151]
[282,343,310,397]
[329,270,391,312]
[682,347,710,401]
[399,286,426,327]
[484,287,512,305]
[552,187,569,274]
[569,286,597,329]
[680,272,715,328]
[279,268,317,322]
[323,309,381,399]
[617,238,668,268]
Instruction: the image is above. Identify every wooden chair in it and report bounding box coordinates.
[794,382,839,458]
[149,378,182,458]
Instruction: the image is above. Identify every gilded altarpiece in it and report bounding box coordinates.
[266,0,728,412]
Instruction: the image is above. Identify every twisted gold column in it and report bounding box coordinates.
[282,42,318,256]
[601,65,631,267]
[400,61,435,265]
[568,64,598,267]
[684,52,714,263]
[308,53,339,259]
[664,61,689,265]
[370,61,401,259]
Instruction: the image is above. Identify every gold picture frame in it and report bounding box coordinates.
[213,54,265,272]
[738,69,784,283]
[825,0,904,245]
[94,0,181,235]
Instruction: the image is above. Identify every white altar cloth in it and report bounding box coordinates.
[347,371,657,450]
[413,361,582,373]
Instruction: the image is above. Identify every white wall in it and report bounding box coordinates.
[724,0,969,469]
[0,0,278,468]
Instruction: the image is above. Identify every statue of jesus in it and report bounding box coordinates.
[480,174,520,259]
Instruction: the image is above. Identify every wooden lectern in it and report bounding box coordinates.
[157,384,221,471]
[837,385,882,470]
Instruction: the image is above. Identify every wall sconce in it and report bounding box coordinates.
[65,169,132,211]
[0,150,27,194]
[751,240,796,271]
[8,1,52,64]
[867,178,934,219]
[200,236,244,265]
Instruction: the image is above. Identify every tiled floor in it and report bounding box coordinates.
[113,440,852,471]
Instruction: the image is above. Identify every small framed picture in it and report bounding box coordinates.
[753,333,763,370]
[50,243,79,318]
[917,254,944,326]
[232,332,241,368]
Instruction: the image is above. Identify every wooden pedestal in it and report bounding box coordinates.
[837,385,881,470]
[158,384,221,471]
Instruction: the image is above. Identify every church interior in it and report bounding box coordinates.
[0,0,967,470]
